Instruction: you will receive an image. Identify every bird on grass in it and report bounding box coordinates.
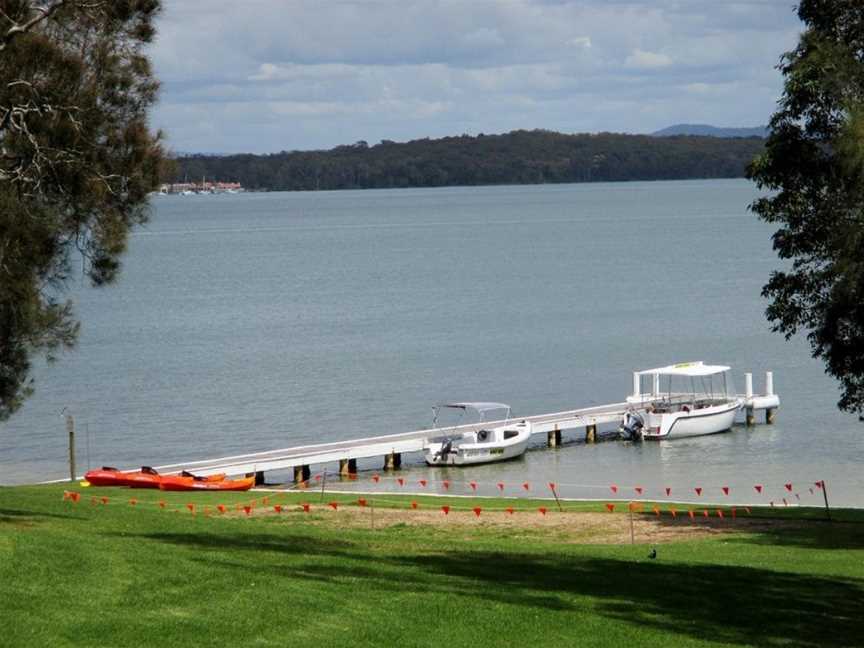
[648,547,657,560]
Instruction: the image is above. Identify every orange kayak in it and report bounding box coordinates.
[84,466,226,488]
[158,475,255,492]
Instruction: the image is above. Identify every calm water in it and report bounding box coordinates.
[2,180,862,506]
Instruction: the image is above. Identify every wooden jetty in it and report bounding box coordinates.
[154,371,779,484]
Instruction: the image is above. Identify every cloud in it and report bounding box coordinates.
[625,49,673,69]
[148,0,802,153]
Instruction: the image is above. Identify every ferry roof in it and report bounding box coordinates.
[637,361,730,377]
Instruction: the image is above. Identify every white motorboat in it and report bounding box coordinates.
[619,362,742,440]
[423,402,532,466]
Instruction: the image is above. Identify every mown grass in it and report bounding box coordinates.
[1,484,862,647]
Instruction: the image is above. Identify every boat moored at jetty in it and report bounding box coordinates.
[619,362,742,440]
[423,402,532,466]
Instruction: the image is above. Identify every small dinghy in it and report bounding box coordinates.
[423,402,532,466]
[84,466,225,488]
[157,475,255,492]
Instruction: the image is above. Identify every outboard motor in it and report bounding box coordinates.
[618,411,645,441]
[433,439,454,462]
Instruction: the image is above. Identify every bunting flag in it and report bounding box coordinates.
[410,501,418,510]
[469,481,478,491]
[217,504,227,514]
[694,487,703,496]
[635,486,643,495]
[610,484,618,493]
[605,503,615,513]
[186,503,195,514]
[100,496,109,505]
[815,480,824,489]
[497,482,505,492]
[313,474,321,482]
[548,482,557,491]
[129,498,137,506]
[302,503,311,513]
[754,484,763,493]
[785,483,793,492]
[158,500,166,509]
[372,474,380,483]
[665,487,672,496]
[472,507,482,517]
[274,505,282,513]
[538,507,547,516]
[721,486,729,496]
[522,482,530,491]
[357,498,367,507]
[397,478,405,486]
[328,502,338,511]
[506,507,515,515]
[418,479,427,487]
[442,480,450,490]
[441,505,450,515]
[243,505,252,516]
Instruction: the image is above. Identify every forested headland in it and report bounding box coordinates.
[171,129,765,191]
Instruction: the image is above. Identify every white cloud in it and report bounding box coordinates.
[625,49,673,69]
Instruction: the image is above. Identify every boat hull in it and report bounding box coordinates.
[424,426,531,466]
[642,401,740,440]
[157,476,255,492]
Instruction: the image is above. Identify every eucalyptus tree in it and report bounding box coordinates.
[0,0,164,420]
[748,0,864,413]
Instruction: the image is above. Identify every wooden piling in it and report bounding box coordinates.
[765,408,776,424]
[585,424,597,443]
[293,465,310,484]
[339,458,357,476]
[255,470,265,485]
[746,408,755,426]
[383,452,401,471]
[547,426,562,447]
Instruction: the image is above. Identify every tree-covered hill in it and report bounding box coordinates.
[172,129,765,191]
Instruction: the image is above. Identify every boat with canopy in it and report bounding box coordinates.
[423,402,532,466]
[619,362,741,440]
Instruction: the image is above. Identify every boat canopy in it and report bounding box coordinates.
[439,402,511,414]
[637,361,731,377]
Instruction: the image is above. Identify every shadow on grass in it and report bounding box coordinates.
[0,507,82,524]
[645,514,864,550]
[133,529,863,647]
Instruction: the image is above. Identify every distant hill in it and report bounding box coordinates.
[171,129,765,192]
[651,124,768,138]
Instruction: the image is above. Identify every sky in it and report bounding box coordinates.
[148,0,803,154]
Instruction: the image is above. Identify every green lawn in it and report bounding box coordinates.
[1,484,862,647]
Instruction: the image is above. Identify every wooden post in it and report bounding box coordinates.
[293,465,310,484]
[821,480,832,521]
[746,408,755,426]
[66,414,76,483]
[547,426,561,447]
[765,408,776,424]
[585,424,597,443]
[384,452,401,471]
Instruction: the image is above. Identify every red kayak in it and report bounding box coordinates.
[84,466,225,488]
[158,475,255,492]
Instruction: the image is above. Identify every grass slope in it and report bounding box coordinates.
[1,485,862,647]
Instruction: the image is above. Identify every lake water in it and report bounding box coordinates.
[2,180,862,506]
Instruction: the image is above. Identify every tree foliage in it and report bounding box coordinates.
[0,0,164,420]
[172,130,765,192]
[748,0,864,413]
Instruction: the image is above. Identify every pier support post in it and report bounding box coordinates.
[255,471,265,485]
[339,458,357,477]
[745,373,755,426]
[765,408,776,424]
[293,465,311,484]
[746,408,756,426]
[383,452,402,471]
[585,424,597,444]
[547,426,562,447]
